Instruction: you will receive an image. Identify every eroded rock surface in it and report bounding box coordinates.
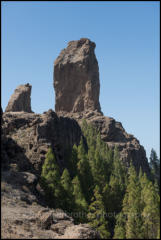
[2,110,83,174]
[5,84,32,113]
[54,38,101,113]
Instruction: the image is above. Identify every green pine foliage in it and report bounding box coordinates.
[40,121,160,239]
[40,147,63,208]
[141,178,160,239]
[125,163,144,239]
[113,212,126,239]
[87,185,110,239]
[60,168,74,212]
[139,168,160,239]
[108,146,127,209]
[149,148,160,188]
[72,175,88,222]
[77,137,93,202]
[113,162,160,239]
[68,144,78,178]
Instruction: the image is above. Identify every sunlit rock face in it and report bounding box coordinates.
[5,83,32,113]
[54,38,102,114]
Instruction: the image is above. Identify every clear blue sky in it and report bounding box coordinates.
[2,1,160,159]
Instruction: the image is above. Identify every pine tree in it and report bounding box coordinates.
[82,120,97,150]
[89,133,109,190]
[149,148,160,187]
[106,147,127,218]
[139,171,149,202]
[95,132,111,181]
[61,168,74,212]
[113,212,126,239]
[102,183,110,210]
[61,168,73,193]
[68,144,78,178]
[87,185,110,239]
[113,146,127,190]
[123,163,144,239]
[40,147,63,208]
[77,137,93,202]
[93,148,106,187]
[139,169,160,239]
[72,175,88,222]
[150,149,160,173]
[141,180,160,239]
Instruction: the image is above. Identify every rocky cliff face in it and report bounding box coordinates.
[5,83,32,113]
[2,110,83,175]
[54,38,101,113]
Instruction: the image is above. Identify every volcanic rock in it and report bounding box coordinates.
[54,38,102,114]
[5,83,32,113]
[2,110,83,174]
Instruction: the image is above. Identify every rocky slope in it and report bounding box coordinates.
[1,169,99,239]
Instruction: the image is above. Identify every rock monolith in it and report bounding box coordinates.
[54,38,102,114]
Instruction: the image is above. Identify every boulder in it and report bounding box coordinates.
[60,224,100,239]
[37,209,54,229]
[5,83,32,113]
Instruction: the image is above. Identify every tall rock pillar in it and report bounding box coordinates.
[54,38,102,114]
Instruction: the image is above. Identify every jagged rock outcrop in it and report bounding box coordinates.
[5,83,32,113]
[54,38,101,113]
[2,110,83,174]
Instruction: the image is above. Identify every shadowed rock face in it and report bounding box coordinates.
[2,110,83,175]
[54,38,102,114]
[5,84,32,113]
